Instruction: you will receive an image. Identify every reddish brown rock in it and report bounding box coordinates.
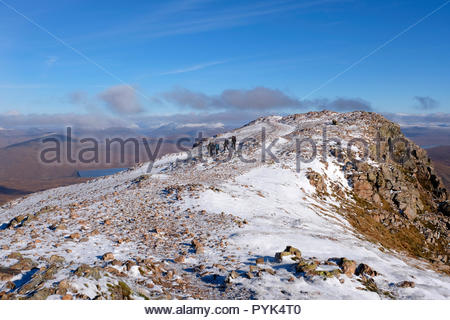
[102,252,115,261]
[338,258,357,277]
[69,232,81,240]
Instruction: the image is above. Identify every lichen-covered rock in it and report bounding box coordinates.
[296,260,318,274]
[7,252,23,260]
[275,246,302,262]
[74,264,102,280]
[108,281,132,300]
[274,251,291,262]
[49,255,65,264]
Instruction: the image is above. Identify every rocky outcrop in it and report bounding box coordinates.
[349,117,447,220]
[335,113,449,267]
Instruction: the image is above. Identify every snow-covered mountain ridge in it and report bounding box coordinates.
[0,111,449,299]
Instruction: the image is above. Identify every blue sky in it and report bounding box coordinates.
[0,0,449,128]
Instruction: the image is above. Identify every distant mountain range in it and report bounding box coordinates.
[0,123,228,204]
[0,119,448,204]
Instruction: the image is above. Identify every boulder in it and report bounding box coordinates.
[296,260,318,274]
[285,246,302,258]
[69,232,81,240]
[74,264,102,280]
[7,252,23,260]
[355,263,378,277]
[338,258,357,277]
[49,255,65,264]
[275,246,302,262]
[102,252,115,261]
[0,267,20,281]
[124,260,136,271]
[10,258,36,271]
[274,251,291,262]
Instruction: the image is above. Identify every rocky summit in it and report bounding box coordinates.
[0,111,448,300]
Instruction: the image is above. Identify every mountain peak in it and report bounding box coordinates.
[0,111,448,300]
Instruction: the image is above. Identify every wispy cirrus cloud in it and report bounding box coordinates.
[142,0,349,39]
[159,60,228,75]
[69,0,348,42]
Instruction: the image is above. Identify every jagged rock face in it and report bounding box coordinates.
[281,111,448,266]
[343,115,447,220]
